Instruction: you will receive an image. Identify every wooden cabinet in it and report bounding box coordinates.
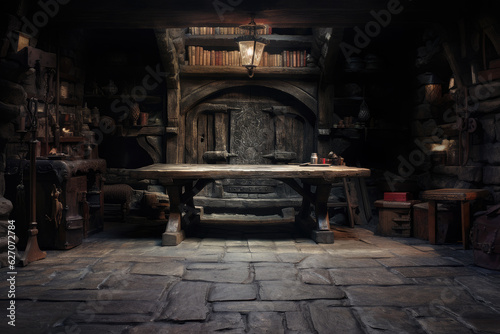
[4,159,106,250]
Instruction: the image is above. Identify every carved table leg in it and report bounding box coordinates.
[163,185,185,246]
[295,183,314,234]
[311,184,334,244]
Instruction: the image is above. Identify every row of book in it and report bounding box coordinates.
[261,51,308,67]
[187,46,242,66]
[187,46,309,67]
[188,26,272,36]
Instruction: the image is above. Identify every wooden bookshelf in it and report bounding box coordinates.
[185,34,313,48]
[180,65,320,78]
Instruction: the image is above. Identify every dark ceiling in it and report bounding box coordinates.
[29,0,484,29]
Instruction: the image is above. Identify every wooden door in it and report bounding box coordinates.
[184,86,315,201]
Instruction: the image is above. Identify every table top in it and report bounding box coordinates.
[421,188,490,201]
[131,163,371,181]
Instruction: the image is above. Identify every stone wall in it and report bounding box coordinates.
[409,75,500,203]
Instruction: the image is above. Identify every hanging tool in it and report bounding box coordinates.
[456,88,477,166]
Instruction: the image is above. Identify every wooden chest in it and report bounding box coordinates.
[5,159,106,250]
[375,200,420,237]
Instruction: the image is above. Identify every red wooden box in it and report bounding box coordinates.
[383,192,413,202]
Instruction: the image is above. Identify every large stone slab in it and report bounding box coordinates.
[254,263,298,281]
[285,311,312,332]
[299,269,332,284]
[345,285,477,307]
[259,281,345,300]
[129,313,245,334]
[248,312,284,334]
[394,266,476,278]
[12,301,81,334]
[160,281,210,321]
[377,256,462,268]
[308,301,363,334]
[416,317,475,334]
[223,252,279,262]
[298,254,380,269]
[329,267,408,285]
[100,273,179,290]
[208,283,258,301]
[212,301,299,312]
[129,261,185,277]
[354,306,423,333]
[183,263,251,283]
[455,275,500,307]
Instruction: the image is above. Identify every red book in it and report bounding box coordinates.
[383,192,413,202]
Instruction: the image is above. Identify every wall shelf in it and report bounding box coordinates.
[180,65,320,78]
[185,34,313,48]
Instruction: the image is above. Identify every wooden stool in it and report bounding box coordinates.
[421,188,489,249]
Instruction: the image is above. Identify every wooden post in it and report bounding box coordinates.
[427,200,437,245]
[22,106,46,266]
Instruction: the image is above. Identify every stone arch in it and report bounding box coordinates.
[180,80,318,122]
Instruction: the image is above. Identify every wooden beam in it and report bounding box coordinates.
[47,0,443,29]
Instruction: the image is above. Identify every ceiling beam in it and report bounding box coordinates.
[41,0,446,29]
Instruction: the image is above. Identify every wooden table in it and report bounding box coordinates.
[421,188,490,249]
[131,164,371,245]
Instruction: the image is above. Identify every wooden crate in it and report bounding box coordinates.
[375,200,420,237]
[413,202,458,242]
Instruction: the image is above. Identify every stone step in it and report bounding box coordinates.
[201,209,295,224]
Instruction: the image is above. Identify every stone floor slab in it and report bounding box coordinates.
[212,301,299,312]
[329,267,408,285]
[254,263,297,281]
[129,261,185,277]
[208,283,258,301]
[455,275,500,307]
[299,269,332,285]
[259,281,345,300]
[248,312,284,334]
[285,310,312,332]
[394,266,476,278]
[183,264,252,283]
[416,317,475,334]
[160,281,210,321]
[354,306,424,333]
[298,255,381,269]
[346,285,477,308]
[309,302,363,334]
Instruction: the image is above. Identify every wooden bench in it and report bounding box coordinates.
[421,188,490,249]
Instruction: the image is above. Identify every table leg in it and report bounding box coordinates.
[163,185,185,246]
[311,184,334,244]
[461,201,471,250]
[428,200,437,244]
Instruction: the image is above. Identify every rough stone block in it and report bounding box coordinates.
[162,231,185,246]
[411,119,438,137]
[311,230,334,244]
[412,104,433,119]
[480,115,496,143]
[458,166,483,182]
[483,166,500,185]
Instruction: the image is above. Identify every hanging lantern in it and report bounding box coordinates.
[236,15,268,78]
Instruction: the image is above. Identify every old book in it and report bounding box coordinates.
[211,50,215,66]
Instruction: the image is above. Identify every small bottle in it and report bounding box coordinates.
[310,153,318,164]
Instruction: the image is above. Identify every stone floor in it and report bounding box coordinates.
[1,220,500,334]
